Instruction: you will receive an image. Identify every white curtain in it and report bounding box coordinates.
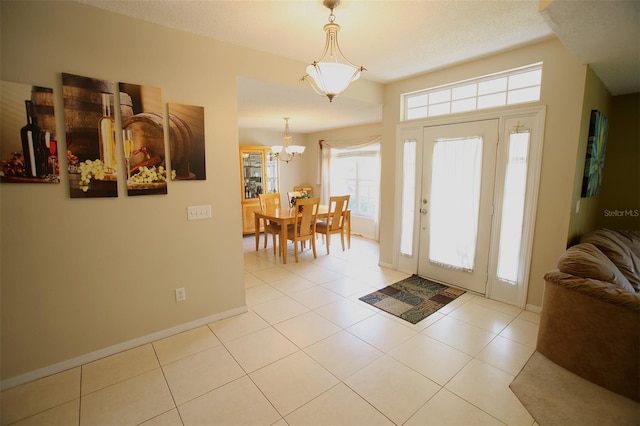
[497,131,530,283]
[429,136,483,271]
[318,135,381,204]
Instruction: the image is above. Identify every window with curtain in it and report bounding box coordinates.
[328,144,380,218]
[496,131,530,283]
[400,140,416,256]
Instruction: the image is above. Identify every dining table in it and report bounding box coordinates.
[254,205,351,264]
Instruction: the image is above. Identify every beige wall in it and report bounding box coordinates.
[596,93,640,230]
[0,0,382,384]
[0,1,241,382]
[567,67,613,244]
[380,38,588,309]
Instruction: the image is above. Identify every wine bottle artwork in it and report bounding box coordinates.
[45,132,58,178]
[98,93,117,173]
[61,73,118,196]
[19,100,48,178]
[123,128,133,180]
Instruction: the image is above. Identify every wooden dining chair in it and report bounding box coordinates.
[258,193,281,255]
[286,197,320,263]
[316,195,350,254]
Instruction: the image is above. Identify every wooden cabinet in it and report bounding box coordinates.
[240,146,279,234]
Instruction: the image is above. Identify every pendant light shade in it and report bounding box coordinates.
[302,0,365,102]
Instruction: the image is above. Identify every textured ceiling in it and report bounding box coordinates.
[75,0,639,132]
[541,0,640,97]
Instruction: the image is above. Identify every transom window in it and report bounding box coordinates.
[402,63,543,121]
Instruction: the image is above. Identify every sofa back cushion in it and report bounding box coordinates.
[615,230,640,258]
[581,229,640,292]
[557,243,635,292]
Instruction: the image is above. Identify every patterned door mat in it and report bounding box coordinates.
[359,275,465,324]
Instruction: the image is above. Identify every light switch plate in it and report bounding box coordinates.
[175,287,186,302]
[187,205,212,220]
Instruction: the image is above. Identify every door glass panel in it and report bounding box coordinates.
[430,89,451,104]
[452,84,477,100]
[400,140,416,256]
[429,103,450,117]
[429,136,483,271]
[242,151,263,199]
[478,77,507,95]
[407,106,428,120]
[452,98,476,113]
[497,131,530,283]
[265,152,278,193]
[478,92,507,109]
[507,87,541,105]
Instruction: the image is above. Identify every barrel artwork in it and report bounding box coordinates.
[0,80,61,184]
[62,73,120,198]
[167,103,205,181]
[119,82,169,196]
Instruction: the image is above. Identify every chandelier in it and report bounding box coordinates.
[301,0,366,102]
[272,117,305,163]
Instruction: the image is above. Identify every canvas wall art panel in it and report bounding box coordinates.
[1,81,60,183]
[62,73,120,197]
[168,103,206,181]
[581,110,609,198]
[119,82,168,196]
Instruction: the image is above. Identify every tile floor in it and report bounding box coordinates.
[1,236,540,426]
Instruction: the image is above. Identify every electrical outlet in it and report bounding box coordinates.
[175,287,186,302]
[187,205,212,221]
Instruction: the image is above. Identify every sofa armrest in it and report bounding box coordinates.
[543,271,640,309]
[538,271,640,401]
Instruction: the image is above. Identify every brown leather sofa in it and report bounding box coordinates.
[538,229,640,402]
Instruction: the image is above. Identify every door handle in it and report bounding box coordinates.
[420,199,428,214]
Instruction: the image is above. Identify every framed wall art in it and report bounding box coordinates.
[168,103,206,181]
[62,73,121,198]
[1,81,60,184]
[119,82,168,196]
[581,110,609,198]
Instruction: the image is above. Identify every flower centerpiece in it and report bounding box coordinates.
[290,190,311,211]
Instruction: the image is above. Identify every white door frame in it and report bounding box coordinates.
[393,105,546,307]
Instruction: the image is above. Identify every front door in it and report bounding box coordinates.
[417,119,498,294]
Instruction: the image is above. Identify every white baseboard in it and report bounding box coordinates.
[1,306,248,391]
[525,304,542,313]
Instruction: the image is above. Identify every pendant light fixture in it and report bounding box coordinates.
[301,0,366,102]
[272,117,305,163]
